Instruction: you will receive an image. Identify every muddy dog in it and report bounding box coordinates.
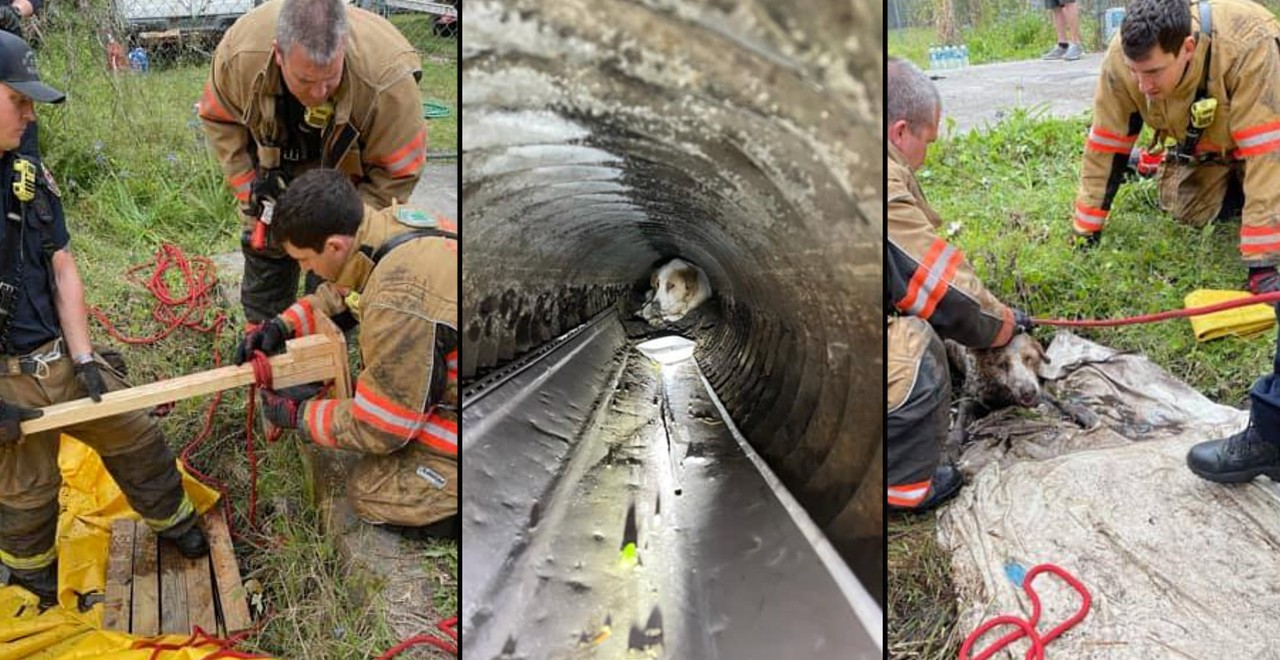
[946,333,1095,454]
[638,258,711,325]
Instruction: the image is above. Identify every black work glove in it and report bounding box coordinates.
[234,317,290,365]
[0,401,42,446]
[258,382,324,430]
[1012,308,1035,334]
[244,168,288,219]
[1071,230,1101,251]
[0,6,21,36]
[1248,266,1280,296]
[74,360,106,402]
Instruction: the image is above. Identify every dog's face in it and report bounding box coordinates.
[973,333,1050,408]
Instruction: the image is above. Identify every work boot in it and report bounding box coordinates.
[889,463,965,513]
[159,515,209,559]
[1063,43,1082,61]
[1187,424,1280,483]
[8,563,57,609]
[1042,43,1068,60]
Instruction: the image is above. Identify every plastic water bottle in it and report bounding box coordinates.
[128,47,149,73]
[960,44,969,68]
[928,46,939,71]
[946,46,957,69]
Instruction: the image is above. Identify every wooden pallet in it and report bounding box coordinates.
[103,507,252,637]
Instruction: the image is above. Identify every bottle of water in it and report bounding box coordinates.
[929,46,939,71]
[945,46,957,69]
[961,44,969,68]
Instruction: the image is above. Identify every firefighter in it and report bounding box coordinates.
[198,0,427,330]
[0,32,206,608]
[234,169,457,535]
[1072,0,1280,295]
[887,58,1035,512]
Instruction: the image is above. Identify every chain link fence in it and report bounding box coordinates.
[889,0,1117,51]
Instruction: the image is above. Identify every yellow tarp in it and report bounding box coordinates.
[0,435,267,659]
[1186,289,1277,341]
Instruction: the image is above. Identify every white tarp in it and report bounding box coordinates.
[938,331,1280,658]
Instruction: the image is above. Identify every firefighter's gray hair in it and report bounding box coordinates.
[277,0,349,63]
[888,57,941,130]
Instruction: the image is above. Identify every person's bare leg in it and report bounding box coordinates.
[1051,6,1067,43]
[1064,1,1081,44]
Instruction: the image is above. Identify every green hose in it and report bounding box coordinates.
[423,101,452,119]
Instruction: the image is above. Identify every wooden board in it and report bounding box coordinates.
[103,518,135,632]
[182,552,217,635]
[158,542,189,634]
[131,522,159,637]
[22,334,347,435]
[104,510,250,637]
[204,508,252,633]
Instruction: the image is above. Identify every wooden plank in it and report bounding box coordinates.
[22,334,346,434]
[103,518,135,632]
[204,508,252,633]
[131,521,159,637]
[316,314,352,399]
[182,551,217,635]
[159,541,189,634]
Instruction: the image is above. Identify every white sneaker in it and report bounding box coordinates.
[1064,43,1083,61]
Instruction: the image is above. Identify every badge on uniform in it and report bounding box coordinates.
[40,164,59,198]
[416,465,447,490]
[395,207,436,228]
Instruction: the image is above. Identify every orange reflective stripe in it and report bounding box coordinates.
[198,82,234,123]
[280,299,314,337]
[1085,126,1137,154]
[917,248,963,320]
[228,169,255,203]
[1073,201,1106,233]
[1233,122,1280,157]
[896,238,947,317]
[887,479,932,507]
[305,400,339,448]
[373,129,426,178]
[1240,225,1280,255]
[415,413,458,456]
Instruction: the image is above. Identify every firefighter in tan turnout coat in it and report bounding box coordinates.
[1073,0,1280,294]
[198,0,427,326]
[886,58,1035,512]
[234,169,458,534]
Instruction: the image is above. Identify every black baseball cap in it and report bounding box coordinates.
[0,31,62,103]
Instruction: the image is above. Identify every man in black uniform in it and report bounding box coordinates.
[0,32,207,609]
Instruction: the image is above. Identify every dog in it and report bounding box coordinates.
[948,333,1051,412]
[638,258,711,325]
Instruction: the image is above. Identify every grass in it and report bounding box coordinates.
[890,13,1100,69]
[889,108,1274,658]
[24,2,458,657]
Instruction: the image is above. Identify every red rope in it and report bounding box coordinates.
[377,617,458,659]
[1034,290,1280,327]
[131,626,271,659]
[959,564,1092,660]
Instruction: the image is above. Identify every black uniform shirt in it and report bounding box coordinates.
[0,150,69,354]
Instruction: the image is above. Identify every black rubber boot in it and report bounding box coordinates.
[9,563,57,609]
[159,514,209,559]
[889,463,965,513]
[1187,424,1280,483]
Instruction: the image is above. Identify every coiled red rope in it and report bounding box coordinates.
[376,617,458,659]
[958,564,1091,660]
[1033,290,1280,327]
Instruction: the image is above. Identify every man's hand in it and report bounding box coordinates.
[245,169,288,219]
[234,317,290,365]
[1012,308,1035,334]
[1072,230,1101,251]
[74,360,106,402]
[0,401,42,446]
[259,388,301,429]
